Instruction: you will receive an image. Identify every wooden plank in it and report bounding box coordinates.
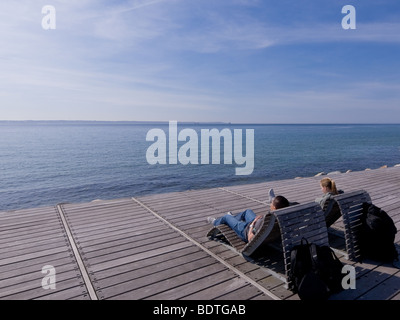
[330,262,399,300]
[106,263,228,300]
[357,271,400,300]
[81,232,182,259]
[0,254,75,280]
[1,261,79,289]
[3,277,87,300]
[92,246,204,280]
[95,255,217,291]
[1,244,67,268]
[181,277,251,300]
[147,272,241,300]
[215,284,270,300]
[60,198,256,300]
[89,242,193,273]
[1,166,399,300]
[0,205,90,300]
[0,269,84,299]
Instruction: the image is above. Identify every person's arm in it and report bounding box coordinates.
[315,193,332,209]
[247,216,262,242]
[248,229,255,242]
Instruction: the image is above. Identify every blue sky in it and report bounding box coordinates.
[0,0,399,123]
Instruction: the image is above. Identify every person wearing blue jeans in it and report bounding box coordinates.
[207,189,289,243]
[213,209,258,242]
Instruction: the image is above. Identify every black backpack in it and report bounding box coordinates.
[359,203,398,263]
[288,238,344,300]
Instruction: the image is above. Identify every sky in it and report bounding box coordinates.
[0,0,399,123]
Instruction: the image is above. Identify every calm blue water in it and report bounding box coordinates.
[1,122,399,211]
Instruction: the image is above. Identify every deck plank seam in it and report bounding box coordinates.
[219,187,268,206]
[56,204,99,300]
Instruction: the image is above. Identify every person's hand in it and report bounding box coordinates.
[247,216,262,242]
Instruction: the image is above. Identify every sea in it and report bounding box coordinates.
[1,121,399,212]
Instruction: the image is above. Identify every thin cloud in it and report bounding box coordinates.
[275,22,400,45]
[1,1,399,123]
[116,0,172,14]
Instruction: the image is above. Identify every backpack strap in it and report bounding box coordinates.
[301,237,309,246]
[309,243,319,269]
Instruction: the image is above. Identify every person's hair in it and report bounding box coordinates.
[320,177,338,195]
[272,195,290,210]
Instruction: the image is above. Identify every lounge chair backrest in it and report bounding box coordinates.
[242,213,279,256]
[273,202,329,282]
[330,190,372,261]
[324,199,341,227]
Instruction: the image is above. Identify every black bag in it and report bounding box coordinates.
[313,244,344,294]
[288,238,344,300]
[360,203,398,262]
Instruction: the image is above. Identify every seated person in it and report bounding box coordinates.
[315,177,339,210]
[207,190,289,243]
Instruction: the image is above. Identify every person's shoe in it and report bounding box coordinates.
[207,217,216,225]
[268,188,275,203]
[227,211,233,216]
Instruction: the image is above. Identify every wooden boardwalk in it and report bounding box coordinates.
[1,166,400,300]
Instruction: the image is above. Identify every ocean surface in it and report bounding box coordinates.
[1,121,399,212]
